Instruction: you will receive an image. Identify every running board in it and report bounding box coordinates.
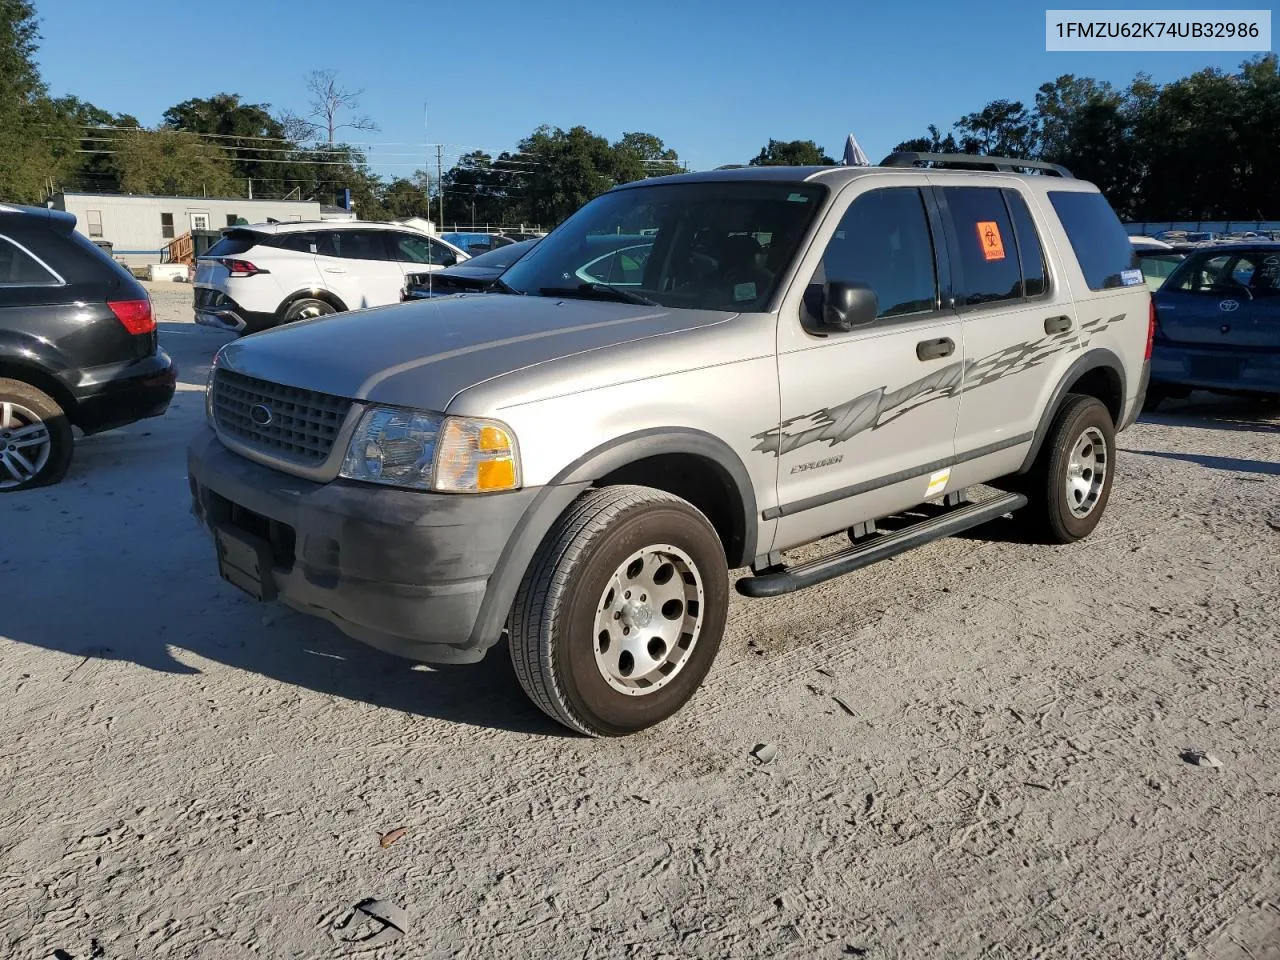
[736,492,1028,598]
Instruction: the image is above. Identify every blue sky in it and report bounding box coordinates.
[33,0,1261,176]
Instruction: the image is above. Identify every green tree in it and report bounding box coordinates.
[113,129,238,196]
[892,123,960,158]
[382,173,433,220]
[0,0,64,202]
[612,131,682,182]
[954,99,1038,157]
[1035,76,1141,215]
[748,139,834,166]
[442,151,520,226]
[163,93,293,185]
[518,125,617,225]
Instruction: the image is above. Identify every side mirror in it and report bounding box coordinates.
[822,280,878,331]
[439,253,458,268]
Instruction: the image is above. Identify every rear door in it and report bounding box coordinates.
[932,179,1081,487]
[1157,249,1280,350]
[314,229,406,309]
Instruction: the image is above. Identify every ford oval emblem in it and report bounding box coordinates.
[1219,299,1240,312]
[249,403,273,426]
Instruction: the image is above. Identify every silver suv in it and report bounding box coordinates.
[188,153,1153,736]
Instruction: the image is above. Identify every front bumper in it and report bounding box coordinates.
[1150,343,1280,397]
[187,429,539,663]
[71,349,177,434]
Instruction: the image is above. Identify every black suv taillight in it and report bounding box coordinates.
[108,298,155,335]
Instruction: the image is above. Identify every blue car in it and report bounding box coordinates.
[1147,242,1280,409]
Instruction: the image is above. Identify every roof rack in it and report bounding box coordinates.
[879,152,1074,178]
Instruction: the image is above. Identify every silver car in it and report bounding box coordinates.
[188,153,1152,736]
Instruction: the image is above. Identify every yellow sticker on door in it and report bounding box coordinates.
[976,221,1006,261]
[925,468,951,498]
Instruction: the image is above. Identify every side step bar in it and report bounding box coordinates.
[736,492,1028,598]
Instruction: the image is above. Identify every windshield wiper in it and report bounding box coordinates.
[491,277,525,295]
[537,283,656,306]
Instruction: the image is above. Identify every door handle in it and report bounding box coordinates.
[916,337,955,361]
[323,267,346,274]
[1044,314,1073,334]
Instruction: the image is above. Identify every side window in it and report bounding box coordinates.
[1003,189,1048,297]
[390,233,454,265]
[577,243,653,286]
[940,186,1023,307]
[1047,190,1138,290]
[327,230,389,261]
[276,233,321,254]
[1176,255,1233,294]
[160,212,175,239]
[0,236,60,285]
[814,187,938,320]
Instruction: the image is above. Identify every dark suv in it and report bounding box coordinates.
[0,203,176,491]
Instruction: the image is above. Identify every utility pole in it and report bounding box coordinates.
[436,144,445,231]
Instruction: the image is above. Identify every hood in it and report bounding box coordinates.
[217,293,735,411]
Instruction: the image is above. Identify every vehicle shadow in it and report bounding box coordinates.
[1120,448,1280,477]
[1139,392,1280,434]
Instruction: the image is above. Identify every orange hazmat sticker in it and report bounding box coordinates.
[976,221,1006,261]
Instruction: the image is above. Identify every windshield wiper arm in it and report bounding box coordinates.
[491,277,525,295]
[538,283,656,306]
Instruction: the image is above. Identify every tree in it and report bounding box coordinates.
[892,123,960,156]
[612,131,683,182]
[517,125,617,225]
[163,93,292,184]
[953,99,1038,158]
[0,0,64,202]
[748,139,834,166]
[293,69,378,144]
[442,151,519,226]
[113,129,238,197]
[382,173,433,220]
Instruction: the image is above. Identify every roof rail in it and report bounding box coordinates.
[879,152,1074,178]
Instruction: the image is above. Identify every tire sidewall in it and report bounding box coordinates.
[0,379,74,492]
[282,298,335,324]
[1045,398,1115,541]
[553,503,728,736]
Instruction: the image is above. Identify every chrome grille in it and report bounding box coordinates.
[212,369,351,462]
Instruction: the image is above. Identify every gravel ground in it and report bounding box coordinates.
[2,283,1278,960]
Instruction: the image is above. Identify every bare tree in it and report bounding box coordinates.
[304,69,378,144]
[276,107,320,144]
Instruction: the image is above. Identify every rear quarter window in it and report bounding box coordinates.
[1047,191,1138,291]
[206,230,265,257]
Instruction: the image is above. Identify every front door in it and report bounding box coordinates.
[768,182,964,551]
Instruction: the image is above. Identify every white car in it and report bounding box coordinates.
[192,221,469,333]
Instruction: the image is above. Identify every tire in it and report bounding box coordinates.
[509,485,729,737]
[1020,394,1116,544]
[0,378,74,492]
[1141,387,1165,413]
[280,297,336,324]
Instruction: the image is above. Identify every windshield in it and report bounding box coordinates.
[501,180,826,311]
[457,238,539,271]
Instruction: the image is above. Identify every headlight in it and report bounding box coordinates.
[339,406,520,493]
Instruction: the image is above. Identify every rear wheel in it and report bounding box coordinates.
[0,378,74,492]
[280,297,336,324]
[509,485,729,737]
[1020,394,1115,544]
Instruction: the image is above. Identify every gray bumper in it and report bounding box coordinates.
[187,429,545,664]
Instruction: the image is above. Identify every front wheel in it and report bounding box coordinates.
[509,485,729,737]
[1021,394,1116,544]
